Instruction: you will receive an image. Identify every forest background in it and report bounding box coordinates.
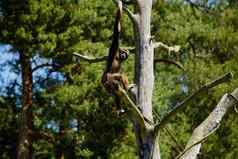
[0,0,238,158]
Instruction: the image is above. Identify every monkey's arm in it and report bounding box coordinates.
[102,73,128,92]
[106,1,123,71]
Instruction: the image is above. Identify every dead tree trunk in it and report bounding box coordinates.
[133,1,161,159]
[17,52,33,159]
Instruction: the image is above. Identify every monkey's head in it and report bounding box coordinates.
[118,49,129,62]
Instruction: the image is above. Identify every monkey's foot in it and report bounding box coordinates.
[116,108,126,116]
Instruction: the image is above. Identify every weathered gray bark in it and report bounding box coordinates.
[133,0,161,159]
[17,53,33,159]
[178,88,238,159]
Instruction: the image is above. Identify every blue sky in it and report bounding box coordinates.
[0,45,19,94]
[0,44,65,96]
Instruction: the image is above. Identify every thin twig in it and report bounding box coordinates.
[32,63,61,72]
[153,110,184,152]
[154,59,184,71]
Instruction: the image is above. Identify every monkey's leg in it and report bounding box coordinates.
[110,73,129,90]
[121,73,129,90]
[115,95,125,115]
[109,73,122,80]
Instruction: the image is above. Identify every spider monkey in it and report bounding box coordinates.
[102,1,129,112]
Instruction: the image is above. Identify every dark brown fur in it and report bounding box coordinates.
[102,1,129,94]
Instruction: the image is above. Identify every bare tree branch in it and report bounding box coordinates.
[153,110,184,152]
[154,59,184,71]
[177,88,238,159]
[72,46,133,63]
[157,73,232,129]
[32,63,61,72]
[73,51,184,71]
[113,81,154,134]
[73,52,108,63]
[153,42,180,53]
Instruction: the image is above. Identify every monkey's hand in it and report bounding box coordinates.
[102,72,129,92]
